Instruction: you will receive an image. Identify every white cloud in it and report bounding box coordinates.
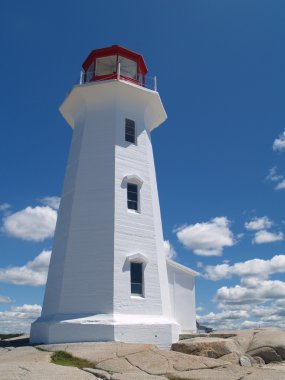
[0,203,10,212]
[204,255,285,281]
[0,304,41,333]
[253,230,284,244]
[201,253,285,330]
[40,196,61,210]
[276,180,285,190]
[266,167,285,191]
[241,320,268,329]
[163,240,176,259]
[12,304,42,314]
[0,250,51,286]
[204,263,231,281]
[198,309,250,330]
[2,206,57,241]
[201,309,249,322]
[198,299,278,330]
[216,280,285,305]
[175,217,235,256]
[245,216,273,231]
[244,217,284,244]
[273,130,285,152]
[0,295,13,304]
[266,167,283,182]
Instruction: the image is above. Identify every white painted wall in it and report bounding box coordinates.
[167,260,197,332]
[41,88,116,318]
[30,79,181,347]
[113,83,171,317]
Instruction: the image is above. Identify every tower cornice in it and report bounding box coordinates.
[59,79,167,131]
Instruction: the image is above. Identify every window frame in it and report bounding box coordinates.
[127,182,139,212]
[125,118,136,144]
[130,262,144,297]
[118,56,138,80]
[95,55,117,77]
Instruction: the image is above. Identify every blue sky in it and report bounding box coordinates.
[0,0,285,332]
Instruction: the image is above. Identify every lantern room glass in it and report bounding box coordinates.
[118,56,137,79]
[83,48,146,85]
[93,55,138,80]
[95,55,117,76]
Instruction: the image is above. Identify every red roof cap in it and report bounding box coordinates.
[82,45,148,75]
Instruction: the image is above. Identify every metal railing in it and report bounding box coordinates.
[78,63,157,91]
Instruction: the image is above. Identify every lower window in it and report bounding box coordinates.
[130,262,143,296]
[127,183,138,211]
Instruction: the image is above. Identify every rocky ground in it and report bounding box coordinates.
[1,328,285,379]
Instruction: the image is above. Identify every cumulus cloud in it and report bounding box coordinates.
[216,280,285,305]
[244,216,283,244]
[40,196,61,210]
[197,286,285,329]
[200,309,249,323]
[0,250,51,286]
[197,309,251,331]
[200,253,285,330]
[198,306,272,331]
[276,180,285,190]
[2,206,57,241]
[0,295,13,304]
[163,240,176,259]
[0,304,41,333]
[253,230,284,244]
[175,217,235,256]
[266,167,285,191]
[204,255,285,281]
[266,167,283,182]
[0,203,11,212]
[12,304,42,314]
[245,216,273,231]
[273,130,285,151]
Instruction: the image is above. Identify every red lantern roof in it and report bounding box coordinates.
[82,45,148,86]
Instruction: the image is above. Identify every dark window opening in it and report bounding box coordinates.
[131,262,143,295]
[127,183,138,211]
[125,119,136,144]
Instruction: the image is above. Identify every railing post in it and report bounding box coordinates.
[117,63,121,80]
[154,76,157,91]
[79,70,84,85]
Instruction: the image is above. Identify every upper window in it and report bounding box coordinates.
[130,262,143,296]
[127,183,138,211]
[125,119,136,144]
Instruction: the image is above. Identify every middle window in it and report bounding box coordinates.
[127,183,138,211]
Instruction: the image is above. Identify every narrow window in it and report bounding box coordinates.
[131,262,143,296]
[127,183,138,211]
[125,119,136,144]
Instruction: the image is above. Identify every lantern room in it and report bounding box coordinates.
[82,45,148,86]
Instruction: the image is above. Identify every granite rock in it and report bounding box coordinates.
[172,337,242,359]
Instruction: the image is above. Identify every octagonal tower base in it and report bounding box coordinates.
[30,314,180,349]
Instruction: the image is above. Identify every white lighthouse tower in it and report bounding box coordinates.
[31,45,197,348]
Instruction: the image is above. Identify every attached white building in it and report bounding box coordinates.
[167,260,197,333]
[30,45,198,348]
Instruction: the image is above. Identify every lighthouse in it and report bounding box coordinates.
[30,45,197,348]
